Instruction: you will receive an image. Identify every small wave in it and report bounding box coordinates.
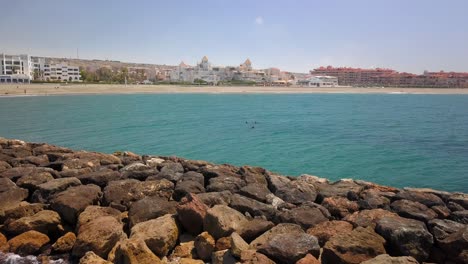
[0,252,66,264]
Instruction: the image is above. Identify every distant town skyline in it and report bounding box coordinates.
[1,0,467,74]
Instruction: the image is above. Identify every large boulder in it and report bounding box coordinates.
[395,190,445,207]
[428,219,465,243]
[203,205,248,239]
[197,191,232,207]
[450,210,468,224]
[258,233,320,264]
[194,231,215,261]
[0,160,12,173]
[157,162,184,182]
[230,232,249,258]
[130,214,179,258]
[77,206,122,231]
[76,169,122,187]
[250,223,304,249]
[174,180,205,201]
[449,193,468,210]
[375,216,433,262]
[317,180,364,200]
[361,254,419,264]
[240,250,276,264]
[239,166,268,185]
[79,251,112,264]
[390,199,437,222]
[128,196,177,228]
[358,189,392,210]
[239,183,272,203]
[0,178,29,212]
[229,194,276,220]
[72,216,126,258]
[113,238,162,264]
[0,202,46,225]
[52,232,76,253]
[7,230,50,256]
[5,210,63,237]
[344,209,398,228]
[16,171,54,192]
[274,180,317,205]
[50,184,102,225]
[32,177,81,203]
[322,226,386,264]
[265,173,291,193]
[207,175,246,193]
[322,197,359,219]
[438,226,468,264]
[177,193,208,235]
[277,205,329,229]
[237,218,275,243]
[307,220,353,246]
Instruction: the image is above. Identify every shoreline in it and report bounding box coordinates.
[1,84,468,96]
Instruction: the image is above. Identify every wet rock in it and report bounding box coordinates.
[322,197,359,219]
[194,231,215,261]
[390,199,437,222]
[438,226,468,264]
[275,180,317,205]
[230,232,249,258]
[8,230,50,256]
[16,172,54,192]
[197,191,232,207]
[52,232,76,253]
[5,210,62,237]
[395,190,445,207]
[77,205,122,231]
[344,209,398,228]
[128,196,177,228]
[0,178,29,212]
[250,223,304,249]
[229,194,276,220]
[76,169,122,187]
[296,253,321,264]
[237,218,275,243]
[361,254,419,264]
[428,219,465,243]
[240,250,275,264]
[239,183,272,203]
[79,251,111,264]
[50,184,102,225]
[450,210,468,224]
[174,180,205,200]
[278,204,329,229]
[322,226,386,264]
[258,233,320,264]
[203,205,248,239]
[72,216,126,258]
[113,238,162,264]
[176,193,208,235]
[32,177,81,203]
[375,216,433,262]
[158,162,184,182]
[130,214,179,258]
[306,220,353,246]
[211,249,237,264]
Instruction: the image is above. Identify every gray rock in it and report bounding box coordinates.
[229,194,276,220]
[128,196,177,228]
[203,205,248,239]
[250,223,304,249]
[158,162,184,182]
[198,191,232,207]
[390,199,437,222]
[174,180,205,200]
[258,233,320,264]
[239,183,272,203]
[450,210,468,224]
[428,219,465,243]
[0,178,29,212]
[76,169,122,187]
[278,204,329,229]
[275,179,318,205]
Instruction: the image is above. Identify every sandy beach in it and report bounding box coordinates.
[1,83,468,96]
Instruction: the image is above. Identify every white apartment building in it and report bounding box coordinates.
[170,56,220,84]
[297,76,338,87]
[0,53,33,83]
[43,63,81,82]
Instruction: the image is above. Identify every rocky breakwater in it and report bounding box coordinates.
[0,138,467,264]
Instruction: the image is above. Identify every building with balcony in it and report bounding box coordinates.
[297,76,338,87]
[0,53,33,83]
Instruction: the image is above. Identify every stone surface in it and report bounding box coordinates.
[32,177,81,203]
[278,205,329,229]
[76,205,122,231]
[72,216,126,258]
[128,196,177,228]
[237,218,275,243]
[174,180,205,200]
[0,202,46,225]
[258,233,320,264]
[395,190,445,207]
[158,162,184,182]
[176,193,208,235]
[361,254,419,264]
[450,210,468,224]
[274,180,317,205]
[171,241,196,259]
[207,175,246,193]
[296,253,321,264]
[76,169,122,187]
[375,216,433,262]
[239,183,272,203]
[250,223,304,249]
[438,226,468,263]
[194,231,215,261]
[79,251,111,264]
[322,226,386,264]
[0,178,29,212]
[344,209,398,228]
[229,193,276,220]
[230,232,249,258]
[203,205,247,239]
[317,180,364,199]
[214,236,231,251]
[197,191,232,207]
[240,249,276,264]
[0,232,8,252]
[306,220,354,246]
[390,199,437,222]
[16,172,54,192]
[113,238,162,264]
[428,218,465,243]
[5,209,62,237]
[8,230,50,256]
[52,232,76,253]
[322,197,359,219]
[130,214,179,258]
[211,249,237,264]
[449,193,468,209]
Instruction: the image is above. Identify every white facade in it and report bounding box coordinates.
[0,54,33,83]
[43,63,81,82]
[170,56,220,84]
[298,76,338,87]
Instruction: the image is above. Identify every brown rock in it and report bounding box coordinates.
[130,214,179,258]
[32,177,81,203]
[0,178,29,212]
[194,231,215,261]
[76,169,123,188]
[395,190,445,207]
[296,253,321,264]
[237,218,275,243]
[307,220,353,246]
[344,209,398,228]
[240,249,276,264]
[197,191,232,207]
[322,197,359,218]
[79,251,111,264]
[128,196,177,228]
[211,249,237,264]
[52,232,76,253]
[203,205,248,239]
[177,193,208,235]
[258,233,320,264]
[8,230,50,256]
[250,223,304,249]
[5,209,63,237]
[72,216,126,258]
[0,160,12,173]
[113,238,162,264]
[322,226,386,264]
[239,183,272,203]
[431,205,451,219]
[438,226,468,264]
[230,232,249,258]
[215,236,231,251]
[390,199,437,222]
[0,202,46,225]
[0,232,8,252]
[171,241,197,259]
[361,254,419,264]
[16,171,54,191]
[278,205,329,229]
[77,206,122,231]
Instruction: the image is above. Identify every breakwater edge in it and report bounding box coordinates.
[0,138,467,263]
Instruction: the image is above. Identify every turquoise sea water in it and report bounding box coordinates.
[0,93,467,193]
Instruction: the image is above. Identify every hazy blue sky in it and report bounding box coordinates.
[1,0,467,73]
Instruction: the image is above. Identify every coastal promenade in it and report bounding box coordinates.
[0,138,467,263]
[1,84,468,96]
